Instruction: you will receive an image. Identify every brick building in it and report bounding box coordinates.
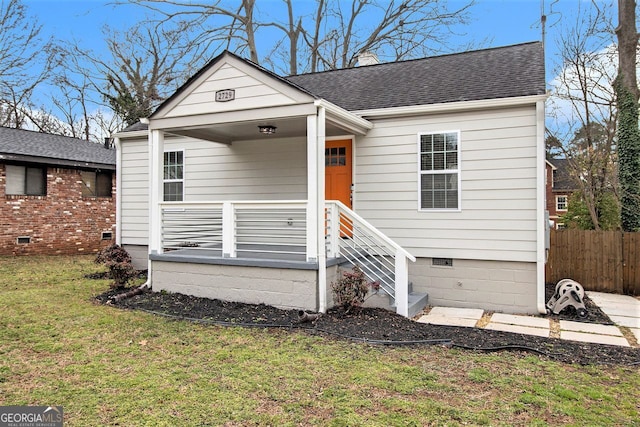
[545,158,576,229]
[0,127,116,255]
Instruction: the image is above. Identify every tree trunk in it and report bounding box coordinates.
[615,0,639,102]
[615,0,640,231]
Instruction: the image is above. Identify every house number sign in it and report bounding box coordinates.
[215,89,235,102]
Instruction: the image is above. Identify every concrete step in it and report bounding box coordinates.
[407,292,429,318]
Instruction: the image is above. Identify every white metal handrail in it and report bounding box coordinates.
[326,200,416,316]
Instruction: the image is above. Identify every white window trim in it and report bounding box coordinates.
[556,195,568,212]
[163,149,184,202]
[417,130,462,212]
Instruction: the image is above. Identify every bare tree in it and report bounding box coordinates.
[0,0,53,128]
[116,0,474,75]
[56,20,208,128]
[305,0,474,72]
[546,2,620,230]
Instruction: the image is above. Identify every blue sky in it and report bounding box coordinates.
[23,0,604,81]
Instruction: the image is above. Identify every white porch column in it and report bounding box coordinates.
[114,137,122,246]
[306,114,318,262]
[394,251,409,317]
[316,106,327,313]
[149,129,165,255]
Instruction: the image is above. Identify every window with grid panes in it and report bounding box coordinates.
[325,146,346,166]
[556,195,568,211]
[419,132,460,210]
[163,151,184,201]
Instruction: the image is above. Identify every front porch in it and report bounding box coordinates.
[149,200,421,316]
[138,51,422,317]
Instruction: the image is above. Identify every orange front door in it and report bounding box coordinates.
[325,139,352,208]
[325,140,353,237]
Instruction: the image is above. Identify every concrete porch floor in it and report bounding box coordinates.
[155,244,343,269]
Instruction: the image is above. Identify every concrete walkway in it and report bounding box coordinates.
[417,292,640,348]
[587,292,640,344]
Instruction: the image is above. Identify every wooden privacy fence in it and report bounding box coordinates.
[545,229,639,295]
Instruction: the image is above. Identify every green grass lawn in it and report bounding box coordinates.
[1,256,638,426]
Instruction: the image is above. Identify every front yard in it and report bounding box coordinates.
[0,256,638,426]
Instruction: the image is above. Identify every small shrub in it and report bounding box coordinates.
[95,244,136,290]
[331,265,380,313]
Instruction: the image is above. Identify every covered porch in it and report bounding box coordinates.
[142,51,418,316]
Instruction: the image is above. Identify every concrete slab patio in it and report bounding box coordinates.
[416,290,640,348]
[485,313,550,338]
[559,319,630,347]
[586,291,640,347]
[416,307,483,328]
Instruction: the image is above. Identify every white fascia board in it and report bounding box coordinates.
[113,130,148,139]
[314,99,373,135]
[354,94,549,119]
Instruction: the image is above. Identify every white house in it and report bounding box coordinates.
[114,42,547,318]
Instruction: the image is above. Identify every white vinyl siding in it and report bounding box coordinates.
[164,63,304,118]
[120,139,149,245]
[355,105,538,263]
[180,136,307,201]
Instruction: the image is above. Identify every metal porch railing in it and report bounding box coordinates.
[325,200,416,316]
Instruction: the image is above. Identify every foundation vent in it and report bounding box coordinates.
[432,258,453,267]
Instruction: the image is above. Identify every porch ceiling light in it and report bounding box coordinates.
[258,125,277,135]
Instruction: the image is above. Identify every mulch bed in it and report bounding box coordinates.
[93,281,640,366]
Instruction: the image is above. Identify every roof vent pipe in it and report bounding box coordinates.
[356,51,379,66]
[104,137,112,149]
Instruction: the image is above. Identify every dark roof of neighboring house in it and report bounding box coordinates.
[121,122,148,132]
[286,42,545,111]
[549,158,577,191]
[0,127,116,170]
[123,42,545,133]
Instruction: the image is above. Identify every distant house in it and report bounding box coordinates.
[545,158,576,229]
[115,42,547,317]
[0,127,116,255]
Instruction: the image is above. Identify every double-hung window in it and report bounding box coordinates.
[419,131,460,210]
[164,150,184,201]
[556,195,568,211]
[5,164,47,196]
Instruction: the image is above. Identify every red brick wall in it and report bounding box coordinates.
[0,164,115,256]
[545,163,557,218]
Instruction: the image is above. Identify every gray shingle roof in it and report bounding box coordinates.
[0,127,116,169]
[549,158,577,191]
[286,42,545,111]
[123,42,545,134]
[121,122,148,132]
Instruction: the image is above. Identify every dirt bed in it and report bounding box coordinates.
[95,284,640,366]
